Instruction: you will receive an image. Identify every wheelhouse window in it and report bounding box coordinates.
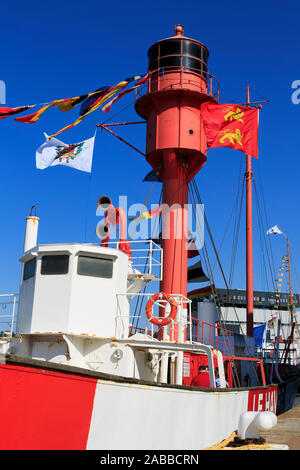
[41,255,69,275]
[77,255,113,279]
[23,258,36,281]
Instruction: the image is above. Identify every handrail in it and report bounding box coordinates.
[135,66,220,102]
[0,294,19,337]
[116,292,192,340]
[224,356,267,386]
[189,318,234,357]
[106,239,163,280]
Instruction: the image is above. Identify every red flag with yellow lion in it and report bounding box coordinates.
[200,102,259,158]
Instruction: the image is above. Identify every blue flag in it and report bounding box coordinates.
[253,323,266,348]
[143,169,162,182]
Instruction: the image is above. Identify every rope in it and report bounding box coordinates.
[128,179,157,240]
[256,159,277,282]
[191,179,259,382]
[187,180,241,387]
[228,442,269,450]
[204,431,237,450]
[189,177,261,386]
[204,431,270,450]
[224,175,245,322]
[253,177,276,292]
[212,152,244,274]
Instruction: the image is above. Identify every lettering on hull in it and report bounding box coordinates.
[248,386,278,413]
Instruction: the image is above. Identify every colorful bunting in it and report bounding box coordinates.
[49,79,131,138]
[0,105,35,120]
[129,204,162,223]
[267,318,276,328]
[14,99,67,123]
[79,87,109,116]
[56,95,89,112]
[102,74,149,113]
[1,73,149,137]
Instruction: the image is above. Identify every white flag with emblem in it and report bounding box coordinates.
[266,225,283,235]
[36,133,95,172]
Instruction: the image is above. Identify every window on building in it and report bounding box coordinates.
[41,255,69,275]
[220,322,241,335]
[77,255,113,279]
[23,258,36,280]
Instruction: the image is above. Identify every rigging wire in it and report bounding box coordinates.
[252,178,273,293]
[187,182,241,387]
[225,175,245,322]
[210,152,244,323]
[212,152,244,272]
[189,177,261,386]
[187,177,243,386]
[128,179,157,241]
[252,176,285,345]
[256,159,277,282]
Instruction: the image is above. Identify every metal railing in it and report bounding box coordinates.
[0,294,19,337]
[116,292,192,340]
[103,239,163,281]
[135,66,220,102]
[260,345,299,365]
[188,318,234,357]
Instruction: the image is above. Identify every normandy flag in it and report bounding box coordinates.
[36,133,95,172]
[200,102,259,158]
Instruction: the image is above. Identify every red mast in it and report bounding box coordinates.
[135,25,219,342]
[246,85,254,337]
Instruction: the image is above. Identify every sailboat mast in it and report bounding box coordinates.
[287,238,293,312]
[286,237,296,364]
[246,85,254,337]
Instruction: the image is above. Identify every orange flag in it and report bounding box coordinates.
[200,102,259,158]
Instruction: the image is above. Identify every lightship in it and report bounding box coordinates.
[0,25,299,450]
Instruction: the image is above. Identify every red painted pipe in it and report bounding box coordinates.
[160,149,188,341]
[97,196,131,257]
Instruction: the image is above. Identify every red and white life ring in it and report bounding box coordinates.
[145,292,178,326]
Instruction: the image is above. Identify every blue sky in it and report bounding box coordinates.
[1,0,300,296]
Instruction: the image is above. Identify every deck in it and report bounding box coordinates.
[260,396,300,450]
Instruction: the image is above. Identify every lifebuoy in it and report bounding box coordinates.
[145,292,177,326]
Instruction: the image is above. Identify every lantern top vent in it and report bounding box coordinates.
[147,25,209,80]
